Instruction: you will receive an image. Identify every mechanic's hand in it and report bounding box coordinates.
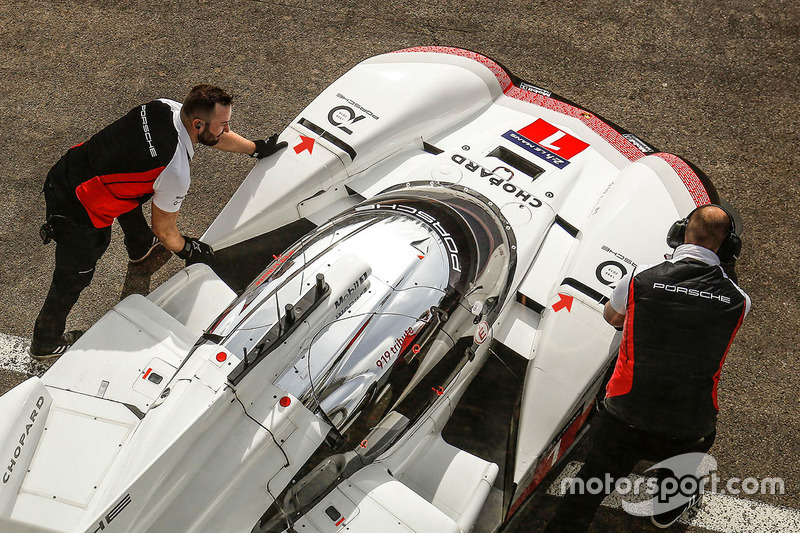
[175,236,215,262]
[251,134,288,158]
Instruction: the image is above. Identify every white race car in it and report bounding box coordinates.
[0,47,736,533]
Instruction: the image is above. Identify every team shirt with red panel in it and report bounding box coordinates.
[54,99,193,228]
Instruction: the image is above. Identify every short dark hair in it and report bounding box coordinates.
[182,84,233,120]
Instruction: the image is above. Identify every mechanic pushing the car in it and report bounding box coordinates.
[544,205,750,531]
[31,84,287,360]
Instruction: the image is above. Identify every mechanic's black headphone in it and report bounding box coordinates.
[666,204,742,262]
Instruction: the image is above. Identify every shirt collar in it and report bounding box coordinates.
[172,104,194,160]
[672,243,720,266]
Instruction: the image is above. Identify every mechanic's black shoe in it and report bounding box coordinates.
[29,330,84,360]
[651,492,703,528]
[128,236,161,264]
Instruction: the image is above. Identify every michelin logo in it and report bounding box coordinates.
[623,133,654,154]
[519,82,552,97]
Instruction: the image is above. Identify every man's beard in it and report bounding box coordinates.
[198,125,220,146]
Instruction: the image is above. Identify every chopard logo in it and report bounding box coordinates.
[3,396,45,484]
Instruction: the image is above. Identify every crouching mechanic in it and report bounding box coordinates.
[31,84,287,359]
[544,204,750,531]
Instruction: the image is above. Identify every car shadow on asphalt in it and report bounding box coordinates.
[120,246,173,300]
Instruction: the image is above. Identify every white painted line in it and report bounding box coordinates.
[0,333,52,377]
[547,461,800,532]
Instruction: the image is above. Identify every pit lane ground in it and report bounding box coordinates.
[1,0,798,531]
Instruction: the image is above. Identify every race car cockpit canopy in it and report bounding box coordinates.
[205,186,515,531]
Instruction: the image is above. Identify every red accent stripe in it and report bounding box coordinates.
[143,368,152,380]
[96,167,165,189]
[335,518,345,527]
[605,277,636,398]
[651,153,711,206]
[75,167,165,227]
[393,46,513,91]
[343,316,373,353]
[507,402,594,518]
[712,307,746,410]
[393,47,710,204]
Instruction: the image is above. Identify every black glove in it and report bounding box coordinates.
[251,134,288,159]
[175,236,215,261]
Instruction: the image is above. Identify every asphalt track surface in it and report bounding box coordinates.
[1,1,798,531]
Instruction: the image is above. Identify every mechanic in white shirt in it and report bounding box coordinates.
[32,84,286,359]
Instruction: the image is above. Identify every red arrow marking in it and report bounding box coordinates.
[418,255,425,260]
[294,135,315,155]
[552,293,574,313]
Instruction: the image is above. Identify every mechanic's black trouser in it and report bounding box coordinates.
[542,409,715,533]
[34,181,154,344]
[33,215,111,344]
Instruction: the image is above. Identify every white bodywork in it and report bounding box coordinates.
[0,48,714,533]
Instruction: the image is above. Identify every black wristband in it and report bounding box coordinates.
[175,237,192,259]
